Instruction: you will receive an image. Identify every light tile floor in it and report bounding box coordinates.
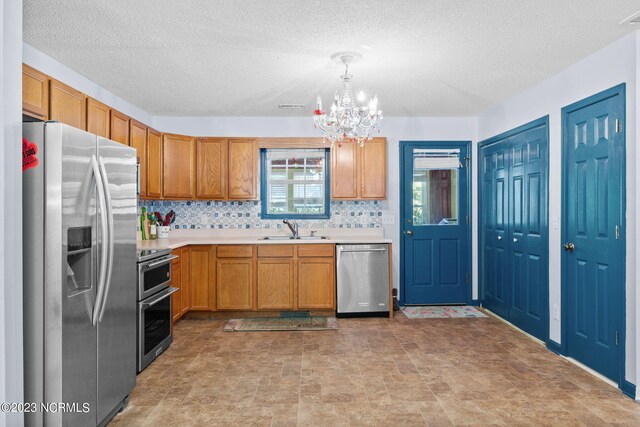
[111,312,640,426]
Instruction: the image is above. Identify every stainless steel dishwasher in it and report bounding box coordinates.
[336,244,390,317]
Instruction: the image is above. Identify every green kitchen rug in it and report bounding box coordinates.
[401,305,487,319]
[223,316,338,332]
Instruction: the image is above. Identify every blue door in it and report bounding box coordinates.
[562,85,625,383]
[401,142,470,305]
[479,118,549,341]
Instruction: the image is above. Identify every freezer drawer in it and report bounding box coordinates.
[336,244,389,315]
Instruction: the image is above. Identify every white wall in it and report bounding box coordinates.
[478,31,638,387]
[1,0,24,425]
[153,116,479,299]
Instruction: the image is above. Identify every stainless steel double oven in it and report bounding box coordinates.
[136,248,178,372]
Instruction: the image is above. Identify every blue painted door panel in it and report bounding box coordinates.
[402,142,469,305]
[508,126,548,340]
[481,142,510,319]
[563,91,623,382]
[480,119,549,341]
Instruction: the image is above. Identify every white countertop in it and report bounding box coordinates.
[137,228,392,250]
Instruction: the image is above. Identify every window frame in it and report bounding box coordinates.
[260,148,331,220]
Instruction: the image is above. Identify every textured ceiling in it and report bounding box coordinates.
[24,1,640,117]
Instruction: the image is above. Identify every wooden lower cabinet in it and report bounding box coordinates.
[171,254,182,323]
[217,258,255,310]
[170,243,336,322]
[180,247,190,315]
[190,245,216,310]
[297,258,335,309]
[257,259,295,309]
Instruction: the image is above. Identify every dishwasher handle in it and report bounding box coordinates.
[339,248,387,253]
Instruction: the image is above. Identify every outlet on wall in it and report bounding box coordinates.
[381,213,395,225]
[553,304,560,320]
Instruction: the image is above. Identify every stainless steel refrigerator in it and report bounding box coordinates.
[23,122,137,426]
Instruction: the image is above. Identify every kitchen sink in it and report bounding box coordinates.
[259,236,330,240]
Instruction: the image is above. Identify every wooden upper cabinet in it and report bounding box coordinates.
[331,138,387,200]
[86,98,110,138]
[129,120,148,197]
[196,138,227,199]
[109,110,130,145]
[227,139,257,199]
[163,133,196,199]
[331,141,358,199]
[49,78,86,130]
[146,128,162,199]
[360,138,387,199]
[22,64,49,119]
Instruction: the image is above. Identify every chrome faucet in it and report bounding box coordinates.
[283,219,299,238]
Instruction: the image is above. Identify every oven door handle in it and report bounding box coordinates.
[142,255,179,270]
[141,287,179,308]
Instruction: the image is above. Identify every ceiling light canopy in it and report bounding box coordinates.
[313,52,382,147]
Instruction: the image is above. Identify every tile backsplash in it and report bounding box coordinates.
[140,200,383,229]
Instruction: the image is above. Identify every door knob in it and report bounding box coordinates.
[563,242,575,252]
[513,237,518,243]
[497,235,502,240]
[406,230,413,236]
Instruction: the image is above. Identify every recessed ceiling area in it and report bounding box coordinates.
[23,0,640,117]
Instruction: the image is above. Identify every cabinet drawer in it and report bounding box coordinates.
[258,245,294,258]
[297,244,335,258]
[217,245,253,258]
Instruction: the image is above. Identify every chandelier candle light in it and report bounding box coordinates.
[313,52,383,147]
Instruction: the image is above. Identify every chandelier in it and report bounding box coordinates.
[313,52,383,147]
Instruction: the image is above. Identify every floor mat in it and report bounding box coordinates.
[401,305,487,319]
[223,316,338,332]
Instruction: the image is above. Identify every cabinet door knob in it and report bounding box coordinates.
[513,237,518,243]
[497,235,502,240]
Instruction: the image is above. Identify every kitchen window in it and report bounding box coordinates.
[260,148,330,219]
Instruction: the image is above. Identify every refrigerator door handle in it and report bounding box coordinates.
[98,156,115,322]
[91,155,109,326]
